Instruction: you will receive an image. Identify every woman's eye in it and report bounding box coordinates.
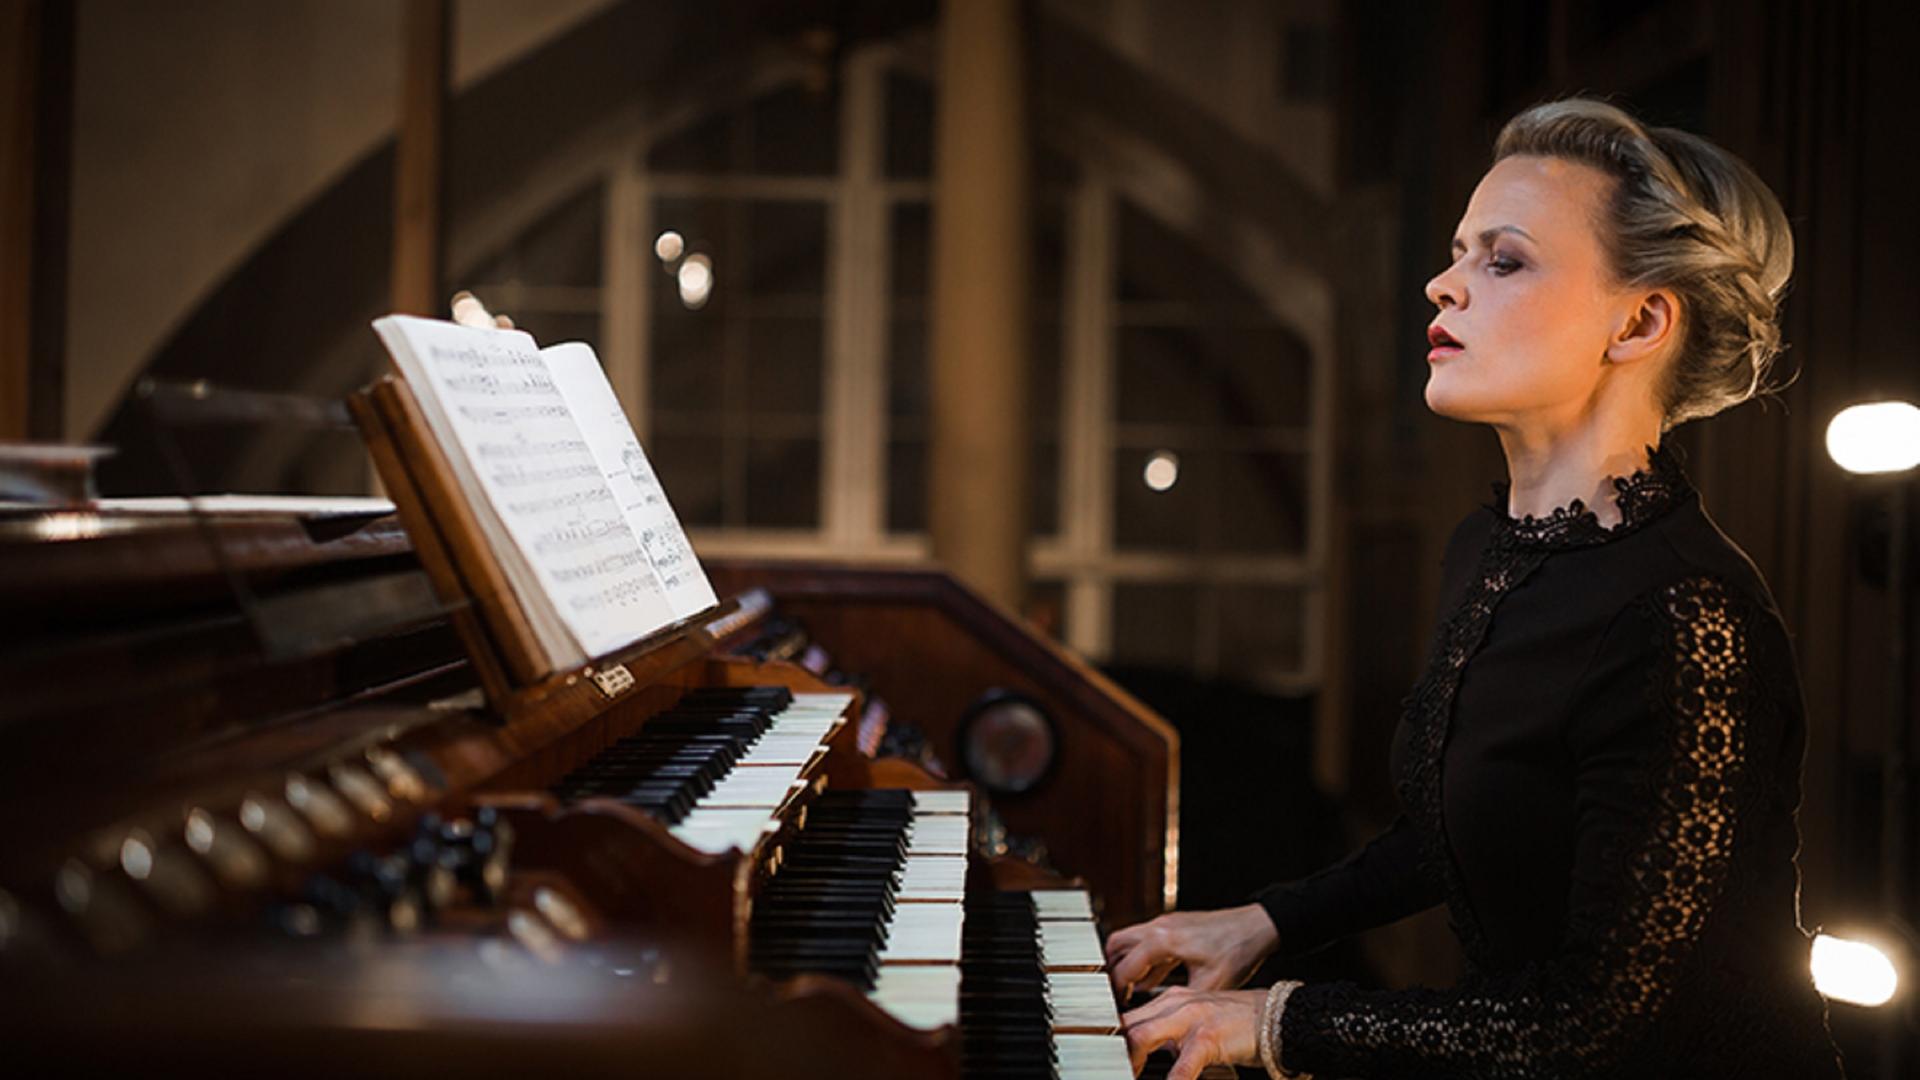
[1487,254,1522,275]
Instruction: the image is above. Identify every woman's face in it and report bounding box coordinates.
[1424,154,1641,427]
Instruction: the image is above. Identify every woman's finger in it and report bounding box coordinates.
[1103,935,1137,985]
[1120,986,1192,1030]
[1104,921,1148,962]
[494,313,515,330]
[1185,957,1238,992]
[1123,1009,1187,1074]
[1120,996,1171,1030]
[1132,955,1182,996]
[1107,938,1165,993]
[1166,1037,1219,1080]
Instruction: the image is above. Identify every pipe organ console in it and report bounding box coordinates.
[0,504,1178,1077]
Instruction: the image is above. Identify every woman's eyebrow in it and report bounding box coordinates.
[1451,224,1538,254]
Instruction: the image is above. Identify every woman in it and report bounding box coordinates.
[1108,99,1846,1079]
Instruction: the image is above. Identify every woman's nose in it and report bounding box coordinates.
[1425,267,1462,310]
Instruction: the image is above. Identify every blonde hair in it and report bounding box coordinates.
[1494,98,1794,430]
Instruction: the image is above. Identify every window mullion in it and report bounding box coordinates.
[605,154,652,442]
[1061,177,1115,658]
[822,47,889,546]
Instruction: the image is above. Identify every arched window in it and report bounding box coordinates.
[464,44,1328,692]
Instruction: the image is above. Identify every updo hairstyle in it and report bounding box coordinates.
[1494,99,1794,430]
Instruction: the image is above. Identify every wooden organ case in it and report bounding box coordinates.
[0,488,1176,1075]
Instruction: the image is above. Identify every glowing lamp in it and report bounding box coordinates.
[1826,401,1920,475]
[1811,932,1899,1006]
[1143,450,1180,492]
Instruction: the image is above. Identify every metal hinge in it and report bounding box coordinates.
[589,663,635,699]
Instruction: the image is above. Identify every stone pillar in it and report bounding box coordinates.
[391,0,448,318]
[928,0,1031,611]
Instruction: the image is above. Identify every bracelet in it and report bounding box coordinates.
[1258,980,1308,1079]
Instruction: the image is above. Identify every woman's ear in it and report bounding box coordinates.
[1606,289,1679,365]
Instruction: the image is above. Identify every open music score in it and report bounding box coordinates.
[370,316,716,678]
[543,343,712,617]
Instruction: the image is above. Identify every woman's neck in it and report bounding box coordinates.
[1494,417,1665,527]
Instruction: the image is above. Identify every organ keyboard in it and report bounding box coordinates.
[548,686,856,854]
[0,502,1177,1077]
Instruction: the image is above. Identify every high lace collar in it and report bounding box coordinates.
[1486,442,1694,550]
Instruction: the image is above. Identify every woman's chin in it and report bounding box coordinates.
[1424,379,1486,422]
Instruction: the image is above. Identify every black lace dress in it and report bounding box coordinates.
[1255,443,1845,1079]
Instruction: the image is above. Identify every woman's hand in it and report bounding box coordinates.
[1121,986,1265,1079]
[1104,903,1279,996]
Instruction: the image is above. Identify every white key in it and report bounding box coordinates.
[906,815,970,855]
[733,736,826,766]
[1040,918,1106,971]
[700,765,805,808]
[668,807,775,854]
[1032,889,1096,922]
[863,783,967,1024]
[909,790,972,815]
[876,901,965,964]
[762,714,840,735]
[677,698,842,810]
[868,964,962,1029]
[896,854,967,902]
[734,716,836,764]
[1053,1034,1133,1080]
[651,696,847,846]
[1048,970,1121,1033]
[791,691,857,710]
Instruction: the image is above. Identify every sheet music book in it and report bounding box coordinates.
[372,315,717,675]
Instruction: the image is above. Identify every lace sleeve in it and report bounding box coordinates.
[1275,575,1782,1079]
[1255,815,1442,959]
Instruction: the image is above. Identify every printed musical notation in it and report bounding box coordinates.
[531,515,632,557]
[443,367,556,397]
[488,461,602,489]
[637,525,702,593]
[376,317,675,660]
[457,402,572,423]
[567,575,670,614]
[543,343,719,618]
[476,437,589,460]
[548,548,652,584]
[503,485,614,517]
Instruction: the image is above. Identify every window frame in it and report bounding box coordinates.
[486,43,1331,693]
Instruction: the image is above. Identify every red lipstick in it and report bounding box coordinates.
[1427,324,1463,363]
